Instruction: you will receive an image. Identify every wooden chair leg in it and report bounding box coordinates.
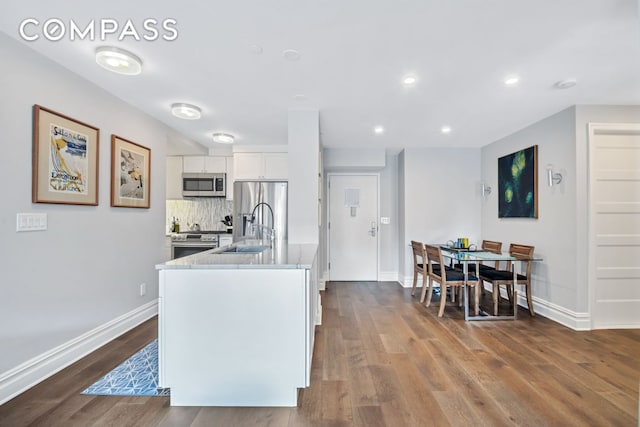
[438,284,447,317]
[493,283,499,315]
[474,284,480,316]
[411,269,418,296]
[425,278,436,307]
[525,284,535,316]
[419,273,429,303]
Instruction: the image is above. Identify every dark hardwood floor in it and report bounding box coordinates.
[1,282,638,426]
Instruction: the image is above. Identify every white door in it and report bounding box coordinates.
[328,174,378,280]
[589,124,640,329]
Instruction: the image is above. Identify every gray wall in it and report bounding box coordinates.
[0,33,169,373]
[481,107,577,311]
[399,147,482,284]
[379,154,399,278]
[481,105,640,316]
[320,150,399,281]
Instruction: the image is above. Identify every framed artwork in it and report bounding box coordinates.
[32,105,99,205]
[110,135,151,208]
[498,145,538,218]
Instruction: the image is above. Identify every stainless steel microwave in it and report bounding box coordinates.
[182,173,226,197]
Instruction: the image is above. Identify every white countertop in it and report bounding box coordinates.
[156,240,318,270]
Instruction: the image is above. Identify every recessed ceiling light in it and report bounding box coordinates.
[171,103,202,120]
[212,133,235,144]
[441,126,452,134]
[282,49,301,61]
[504,75,520,87]
[402,75,417,86]
[374,126,385,134]
[554,78,577,89]
[95,46,142,75]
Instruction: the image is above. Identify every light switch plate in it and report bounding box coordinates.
[380,217,390,225]
[17,213,47,231]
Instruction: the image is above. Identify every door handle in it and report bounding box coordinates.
[369,221,376,237]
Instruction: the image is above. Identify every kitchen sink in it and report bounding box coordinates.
[222,245,270,254]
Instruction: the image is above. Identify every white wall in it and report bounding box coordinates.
[400,148,482,284]
[288,109,319,244]
[0,34,169,379]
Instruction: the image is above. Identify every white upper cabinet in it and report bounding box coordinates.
[166,156,183,200]
[234,152,288,180]
[183,156,227,174]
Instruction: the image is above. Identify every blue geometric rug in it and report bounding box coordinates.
[81,339,169,397]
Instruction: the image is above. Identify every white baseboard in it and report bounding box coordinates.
[0,300,158,405]
[319,271,327,291]
[378,271,399,282]
[400,275,423,288]
[521,295,590,331]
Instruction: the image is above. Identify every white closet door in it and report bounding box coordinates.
[589,124,640,329]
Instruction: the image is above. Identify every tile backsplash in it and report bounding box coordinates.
[167,198,233,233]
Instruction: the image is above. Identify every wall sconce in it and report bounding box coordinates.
[481,183,492,197]
[546,164,563,187]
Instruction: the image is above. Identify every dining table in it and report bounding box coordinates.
[437,245,540,321]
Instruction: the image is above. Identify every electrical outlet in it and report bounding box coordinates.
[139,283,146,296]
[380,217,390,225]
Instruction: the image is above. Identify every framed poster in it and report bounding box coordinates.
[110,135,151,208]
[498,145,538,218]
[32,105,99,205]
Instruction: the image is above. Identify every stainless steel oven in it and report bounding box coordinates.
[171,233,219,259]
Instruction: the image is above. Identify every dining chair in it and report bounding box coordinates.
[410,240,428,298]
[424,244,480,317]
[479,243,535,316]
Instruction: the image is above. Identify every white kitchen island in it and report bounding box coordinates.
[156,241,319,407]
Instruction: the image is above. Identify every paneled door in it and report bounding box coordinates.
[588,123,640,329]
[328,174,378,281]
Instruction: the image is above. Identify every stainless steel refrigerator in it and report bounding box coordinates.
[232,181,288,244]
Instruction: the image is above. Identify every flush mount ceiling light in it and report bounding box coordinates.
[441,125,452,134]
[282,49,301,61]
[374,126,385,134]
[212,133,235,144]
[249,44,263,54]
[95,46,142,75]
[504,74,520,87]
[402,75,417,86]
[171,103,202,120]
[554,78,577,89]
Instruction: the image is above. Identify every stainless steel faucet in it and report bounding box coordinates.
[250,202,276,245]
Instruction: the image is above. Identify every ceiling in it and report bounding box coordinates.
[2,0,639,154]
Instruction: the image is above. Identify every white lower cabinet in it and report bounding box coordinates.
[158,267,313,406]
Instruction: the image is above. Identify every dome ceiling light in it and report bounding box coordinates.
[504,74,520,87]
[212,133,235,144]
[95,46,142,75]
[402,75,417,86]
[171,103,202,120]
